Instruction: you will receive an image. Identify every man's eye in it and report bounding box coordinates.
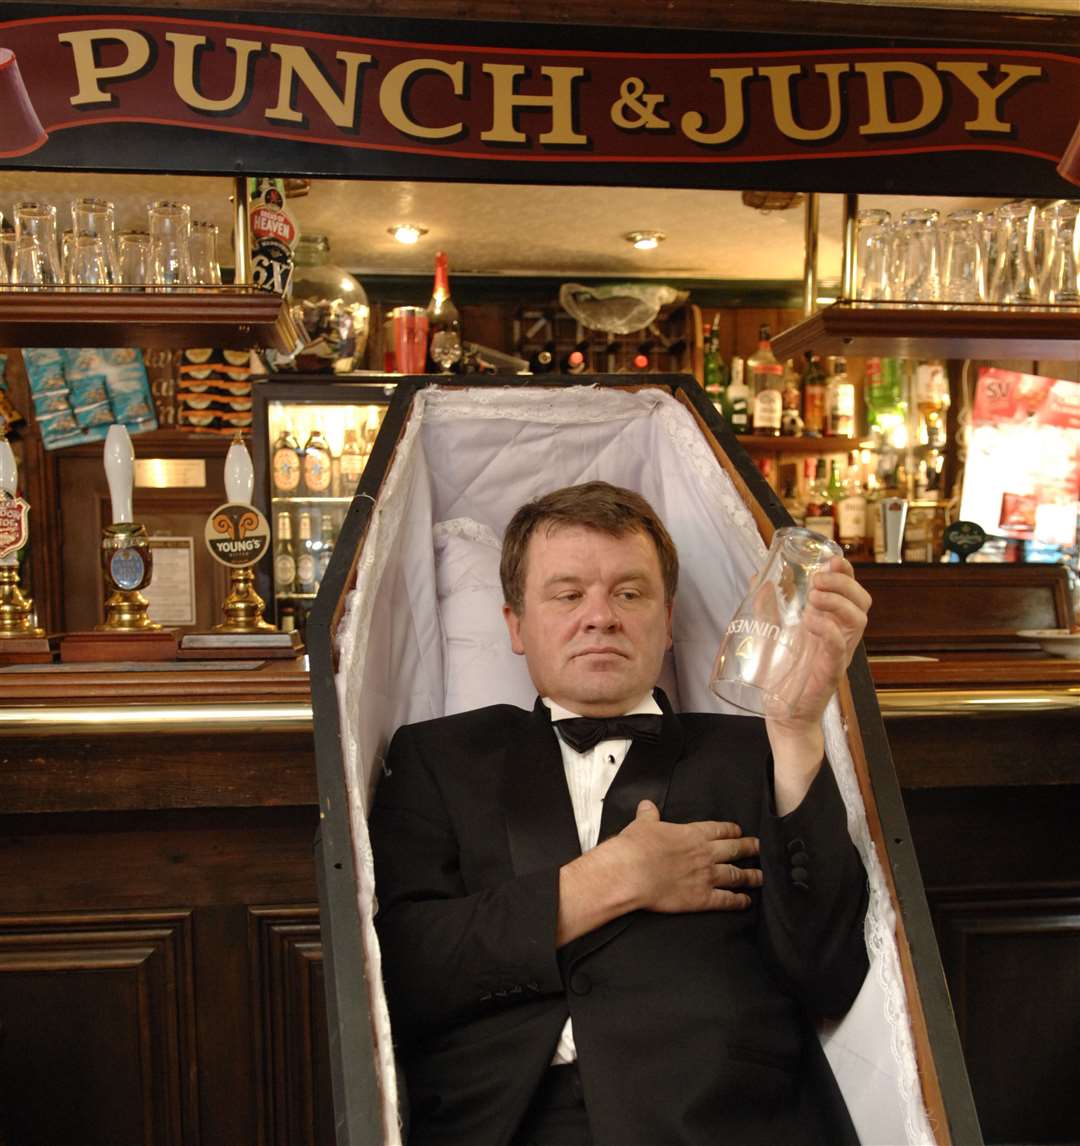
[617,590,641,601]
[555,591,581,602]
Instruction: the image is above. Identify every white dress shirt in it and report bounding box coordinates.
[542,690,664,1065]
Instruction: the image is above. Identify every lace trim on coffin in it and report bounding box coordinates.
[334,384,933,1145]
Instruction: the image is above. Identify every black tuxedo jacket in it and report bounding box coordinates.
[370,692,869,1146]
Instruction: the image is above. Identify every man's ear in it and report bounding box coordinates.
[665,598,674,651]
[503,603,526,655]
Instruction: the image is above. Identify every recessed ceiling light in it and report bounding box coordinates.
[626,230,666,251]
[389,223,428,245]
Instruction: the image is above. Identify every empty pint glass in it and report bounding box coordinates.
[12,201,62,285]
[710,527,842,717]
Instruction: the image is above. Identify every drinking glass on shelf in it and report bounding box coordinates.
[11,201,63,285]
[893,208,941,303]
[71,197,118,283]
[67,234,110,286]
[1039,201,1079,306]
[940,209,986,304]
[148,200,193,288]
[189,220,222,286]
[988,201,1037,306]
[709,527,842,717]
[391,305,429,372]
[118,230,151,287]
[854,208,892,300]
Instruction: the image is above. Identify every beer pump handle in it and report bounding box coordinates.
[0,428,16,498]
[104,423,134,525]
[224,434,254,505]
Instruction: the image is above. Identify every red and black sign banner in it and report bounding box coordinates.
[0,6,1078,194]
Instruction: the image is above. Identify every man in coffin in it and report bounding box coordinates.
[370,481,872,1146]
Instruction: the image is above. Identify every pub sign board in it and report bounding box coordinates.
[0,4,1078,195]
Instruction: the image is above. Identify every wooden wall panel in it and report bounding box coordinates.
[0,910,198,1146]
[249,906,333,1146]
[901,781,1080,1146]
[932,893,1080,1145]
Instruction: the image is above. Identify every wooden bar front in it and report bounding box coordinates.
[2,626,1079,1144]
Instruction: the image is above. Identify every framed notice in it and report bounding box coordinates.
[143,535,197,626]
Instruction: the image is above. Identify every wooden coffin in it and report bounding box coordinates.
[307,376,982,1146]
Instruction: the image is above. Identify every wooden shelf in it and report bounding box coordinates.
[736,434,860,454]
[772,301,1080,361]
[0,285,302,351]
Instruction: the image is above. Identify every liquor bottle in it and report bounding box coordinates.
[748,325,783,435]
[825,357,856,438]
[296,510,317,593]
[725,356,750,433]
[915,360,949,450]
[271,427,301,497]
[836,452,871,560]
[301,427,332,497]
[781,472,807,526]
[337,427,365,498]
[425,250,462,373]
[780,359,804,437]
[703,323,722,406]
[802,354,827,437]
[316,512,336,582]
[274,511,297,594]
[804,457,836,540]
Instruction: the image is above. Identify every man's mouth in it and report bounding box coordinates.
[574,647,627,659]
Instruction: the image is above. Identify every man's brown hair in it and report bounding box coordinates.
[500,481,679,614]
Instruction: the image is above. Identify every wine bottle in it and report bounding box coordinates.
[425,250,462,373]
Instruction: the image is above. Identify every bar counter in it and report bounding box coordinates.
[2,652,1078,1143]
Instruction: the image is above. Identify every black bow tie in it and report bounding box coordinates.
[553,714,663,754]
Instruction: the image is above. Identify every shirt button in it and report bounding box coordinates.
[606,754,615,765]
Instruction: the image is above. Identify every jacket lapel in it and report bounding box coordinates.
[598,688,684,843]
[503,697,582,877]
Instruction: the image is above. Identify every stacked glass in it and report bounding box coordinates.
[853,200,1080,308]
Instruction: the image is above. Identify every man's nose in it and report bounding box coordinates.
[582,593,618,629]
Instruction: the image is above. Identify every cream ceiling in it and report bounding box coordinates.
[0,170,1008,285]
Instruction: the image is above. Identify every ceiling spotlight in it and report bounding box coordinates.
[389,223,428,245]
[626,230,666,251]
